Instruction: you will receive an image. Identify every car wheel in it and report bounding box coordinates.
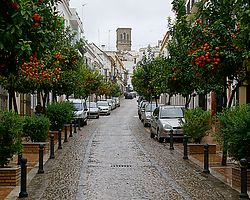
[143,121,147,127]
[157,129,164,143]
[139,114,141,120]
[80,119,84,127]
[83,119,87,126]
[150,127,154,138]
[96,115,99,119]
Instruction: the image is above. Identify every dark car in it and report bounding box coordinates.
[124,92,133,99]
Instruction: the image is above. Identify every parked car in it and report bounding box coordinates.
[107,99,116,110]
[150,105,185,143]
[112,97,120,107]
[86,102,100,119]
[138,100,148,120]
[69,98,88,126]
[124,92,133,99]
[97,100,111,115]
[141,103,159,127]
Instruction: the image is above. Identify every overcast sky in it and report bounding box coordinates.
[69,0,175,51]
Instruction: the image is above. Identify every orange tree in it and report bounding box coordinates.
[108,81,122,97]
[72,63,103,99]
[189,0,249,108]
[132,55,170,104]
[165,0,196,108]
[0,0,80,112]
[187,0,250,165]
[96,80,112,98]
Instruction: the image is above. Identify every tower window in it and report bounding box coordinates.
[123,32,126,40]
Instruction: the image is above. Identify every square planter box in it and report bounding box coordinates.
[0,166,20,186]
[188,144,216,155]
[22,142,49,154]
[232,167,250,192]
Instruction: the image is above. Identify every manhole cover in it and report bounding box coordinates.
[111,164,132,168]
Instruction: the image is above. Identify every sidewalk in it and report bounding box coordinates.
[174,143,250,197]
[0,142,51,200]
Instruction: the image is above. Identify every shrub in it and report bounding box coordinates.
[181,108,211,143]
[215,104,250,164]
[22,115,50,142]
[45,101,74,131]
[0,110,23,167]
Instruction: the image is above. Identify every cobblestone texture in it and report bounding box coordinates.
[17,98,239,200]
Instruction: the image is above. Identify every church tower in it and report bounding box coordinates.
[116,28,132,51]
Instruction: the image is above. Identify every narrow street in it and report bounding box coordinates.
[22,98,239,200]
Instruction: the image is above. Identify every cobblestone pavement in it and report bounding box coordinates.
[15,98,239,200]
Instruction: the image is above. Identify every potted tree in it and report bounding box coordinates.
[21,115,50,154]
[0,110,23,186]
[215,104,250,191]
[45,101,74,141]
[181,108,216,154]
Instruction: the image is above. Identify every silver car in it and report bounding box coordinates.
[86,102,100,119]
[97,100,111,115]
[138,100,148,120]
[141,103,158,127]
[150,105,185,143]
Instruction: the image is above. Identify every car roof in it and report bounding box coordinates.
[159,105,185,109]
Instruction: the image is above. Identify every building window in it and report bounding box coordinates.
[127,34,129,41]
[123,32,126,40]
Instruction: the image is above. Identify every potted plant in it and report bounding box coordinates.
[45,101,74,131]
[182,107,211,143]
[215,104,250,191]
[181,108,215,154]
[0,110,23,186]
[0,110,23,167]
[21,115,50,154]
[22,115,50,142]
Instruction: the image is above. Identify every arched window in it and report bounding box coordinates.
[127,34,129,41]
[123,32,126,40]
[120,34,123,40]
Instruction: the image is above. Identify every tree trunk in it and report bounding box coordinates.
[185,94,192,109]
[167,94,172,105]
[8,89,18,113]
[8,90,12,111]
[227,84,238,108]
[199,94,206,110]
[12,91,18,113]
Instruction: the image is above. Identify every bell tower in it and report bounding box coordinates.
[116,28,132,51]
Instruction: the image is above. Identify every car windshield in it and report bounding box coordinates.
[140,101,148,108]
[97,101,108,106]
[73,103,83,111]
[87,102,97,108]
[145,104,157,112]
[160,107,184,118]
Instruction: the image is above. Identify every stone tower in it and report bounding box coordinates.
[116,28,132,51]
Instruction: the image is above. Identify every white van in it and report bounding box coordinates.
[69,98,88,126]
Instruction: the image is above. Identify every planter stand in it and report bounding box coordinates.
[188,144,216,155]
[0,166,21,186]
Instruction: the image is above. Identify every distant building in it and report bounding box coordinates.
[116,28,132,51]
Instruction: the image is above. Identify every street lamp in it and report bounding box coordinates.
[81,3,87,23]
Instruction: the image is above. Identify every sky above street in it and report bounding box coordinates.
[69,0,175,51]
